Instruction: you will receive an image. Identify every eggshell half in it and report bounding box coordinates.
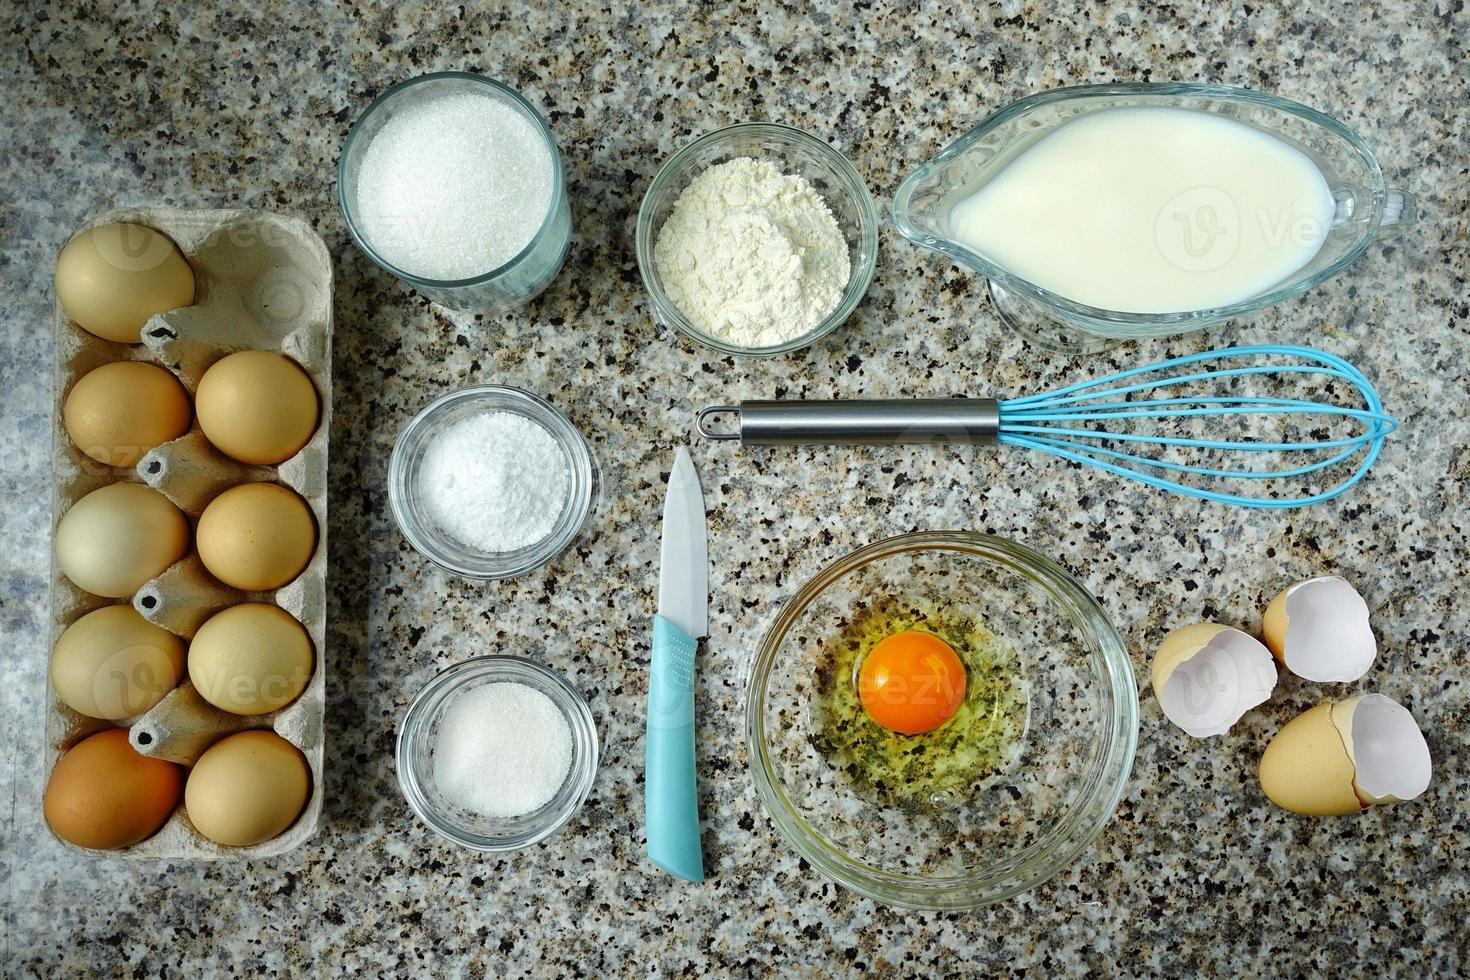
[1333,694,1432,806]
[1262,576,1376,682]
[1258,703,1364,816]
[1152,623,1276,738]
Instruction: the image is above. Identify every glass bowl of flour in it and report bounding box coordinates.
[637,123,879,357]
[388,385,599,580]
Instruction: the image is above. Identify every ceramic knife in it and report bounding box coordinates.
[644,446,708,882]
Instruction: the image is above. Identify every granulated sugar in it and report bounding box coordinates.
[417,410,570,553]
[433,682,573,818]
[354,91,553,280]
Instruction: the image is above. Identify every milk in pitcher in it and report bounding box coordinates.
[948,107,1336,314]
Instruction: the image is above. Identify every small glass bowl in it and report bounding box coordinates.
[635,122,879,357]
[338,71,572,311]
[388,385,599,580]
[747,531,1138,910]
[397,656,599,852]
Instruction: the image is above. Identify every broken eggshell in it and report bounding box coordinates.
[1151,623,1277,738]
[1333,694,1433,806]
[1262,576,1376,682]
[1258,693,1432,816]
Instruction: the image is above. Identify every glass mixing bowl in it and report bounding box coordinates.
[747,531,1137,909]
[635,122,879,357]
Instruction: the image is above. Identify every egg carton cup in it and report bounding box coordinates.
[46,207,333,859]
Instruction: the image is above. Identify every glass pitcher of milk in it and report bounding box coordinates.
[893,84,1416,352]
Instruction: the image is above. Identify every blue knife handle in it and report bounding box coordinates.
[645,614,704,882]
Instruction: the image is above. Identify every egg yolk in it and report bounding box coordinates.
[858,631,967,734]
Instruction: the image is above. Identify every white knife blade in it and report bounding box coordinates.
[658,447,708,639]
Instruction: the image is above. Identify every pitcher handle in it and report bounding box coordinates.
[1378,188,1417,239]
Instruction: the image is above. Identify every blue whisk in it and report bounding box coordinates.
[695,345,1397,509]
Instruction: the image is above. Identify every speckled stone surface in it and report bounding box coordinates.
[3,2,1467,976]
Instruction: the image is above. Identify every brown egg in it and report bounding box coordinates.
[195,351,319,464]
[188,603,314,715]
[196,483,317,591]
[185,730,310,846]
[55,483,190,598]
[44,728,183,849]
[63,361,191,467]
[51,604,186,720]
[55,223,195,343]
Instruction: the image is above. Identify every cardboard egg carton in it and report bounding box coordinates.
[46,207,332,858]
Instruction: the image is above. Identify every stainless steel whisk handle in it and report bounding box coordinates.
[695,399,1002,446]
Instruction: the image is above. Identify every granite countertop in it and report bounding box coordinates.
[3,2,1467,975]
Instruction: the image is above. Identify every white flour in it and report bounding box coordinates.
[653,157,850,348]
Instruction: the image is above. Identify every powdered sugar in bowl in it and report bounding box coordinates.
[636,123,879,358]
[388,385,599,580]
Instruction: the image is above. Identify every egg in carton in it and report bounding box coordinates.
[47,207,332,858]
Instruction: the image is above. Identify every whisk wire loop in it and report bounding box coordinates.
[1002,423,1386,453]
[1005,397,1396,429]
[995,345,1394,508]
[1010,434,1371,480]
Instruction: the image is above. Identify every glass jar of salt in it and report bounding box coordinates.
[338,71,571,310]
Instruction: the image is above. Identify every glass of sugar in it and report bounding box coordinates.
[338,72,572,310]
